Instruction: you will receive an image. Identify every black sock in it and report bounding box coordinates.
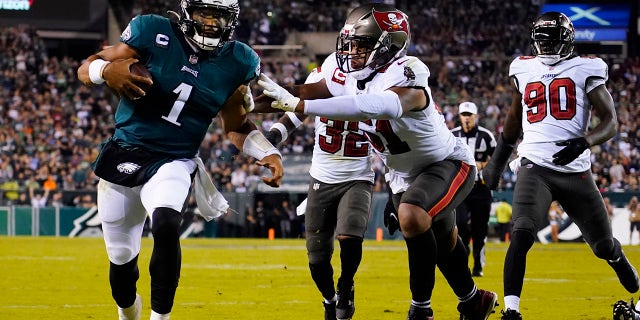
[150,208,183,314]
[338,237,363,290]
[438,236,475,298]
[504,230,534,297]
[310,261,335,300]
[404,229,437,302]
[110,255,140,308]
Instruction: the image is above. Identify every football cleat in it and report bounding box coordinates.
[472,268,484,277]
[118,293,142,320]
[323,300,337,320]
[500,309,522,320]
[609,254,640,293]
[613,299,640,320]
[336,282,355,320]
[406,304,434,320]
[458,289,498,320]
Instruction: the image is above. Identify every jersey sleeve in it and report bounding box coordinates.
[232,41,261,83]
[319,52,348,97]
[381,56,430,88]
[508,56,533,92]
[120,15,161,57]
[581,57,608,93]
[304,67,324,84]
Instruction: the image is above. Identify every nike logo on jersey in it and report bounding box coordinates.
[181,65,199,77]
[397,58,410,65]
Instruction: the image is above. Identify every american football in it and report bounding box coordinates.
[129,62,152,93]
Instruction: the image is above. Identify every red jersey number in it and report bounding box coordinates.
[524,78,577,123]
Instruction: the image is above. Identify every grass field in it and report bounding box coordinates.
[1,237,639,320]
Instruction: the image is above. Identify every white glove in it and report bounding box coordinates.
[257,74,300,112]
[239,85,254,112]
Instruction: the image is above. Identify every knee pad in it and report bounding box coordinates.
[592,238,620,261]
[151,207,183,239]
[432,211,456,258]
[306,230,334,265]
[106,233,140,265]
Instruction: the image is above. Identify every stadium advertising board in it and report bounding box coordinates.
[0,0,106,33]
[540,3,630,42]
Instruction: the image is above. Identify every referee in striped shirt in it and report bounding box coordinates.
[451,101,497,277]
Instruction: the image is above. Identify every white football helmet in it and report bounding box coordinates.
[179,0,239,51]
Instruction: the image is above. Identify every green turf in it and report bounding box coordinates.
[0,237,638,319]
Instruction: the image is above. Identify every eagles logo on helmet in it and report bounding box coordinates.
[531,11,575,66]
[336,4,410,80]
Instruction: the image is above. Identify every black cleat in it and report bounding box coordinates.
[406,304,434,320]
[458,289,498,320]
[323,300,337,320]
[336,283,355,320]
[500,309,522,320]
[614,299,640,320]
[609,254,640,293]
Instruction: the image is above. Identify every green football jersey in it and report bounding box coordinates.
[113,14,260,158]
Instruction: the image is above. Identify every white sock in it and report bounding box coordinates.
[504,295,520,312]
[411,300,431,309]
[150,310,170,320]
[323,294,337,304]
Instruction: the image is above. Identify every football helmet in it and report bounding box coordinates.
[336,4,410,80]
[531,11,574,65]
[178,0,239,51]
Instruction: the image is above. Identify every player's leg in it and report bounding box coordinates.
[305,178,341,319]
[402,160,488,319]
[98,179,147,320]
[469,186,492,276]
[455,199,472,255]
[140,159,196,318]
[335,180,373,320]
[557,171,639,294]
[503,159,553,316]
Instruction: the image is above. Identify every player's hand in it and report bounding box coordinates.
[102,58,153,100]
[383,191,400,235]
[482,159,502,190]
[552,137,590,165]
[258,74,300,112]
[256,153,283,188]
[264,129,282,146]
[238,85,255,112]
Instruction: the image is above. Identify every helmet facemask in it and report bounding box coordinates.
[335,5,409,80]
[180,0,239,51]
[531,13,574,65]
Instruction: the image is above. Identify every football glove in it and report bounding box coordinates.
[552,137,589,166]
[258,74,300,112]
[263,129,282,146]
[483,133,515,190]
[383,190,400,235]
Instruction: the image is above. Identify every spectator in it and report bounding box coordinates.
[629,196,640,245]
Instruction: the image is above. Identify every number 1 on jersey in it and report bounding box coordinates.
[162,83,193,126]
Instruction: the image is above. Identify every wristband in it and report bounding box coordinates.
[286,112,303,128]
[270,122,288,142]
[88,59,110,85]
[243,130,281,160]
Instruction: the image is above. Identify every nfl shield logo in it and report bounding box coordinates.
[189,55,198,64]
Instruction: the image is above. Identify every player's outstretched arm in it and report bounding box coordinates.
[221,86,283,188]
[77,43,153,100]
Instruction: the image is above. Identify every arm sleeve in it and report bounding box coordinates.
[303,90,403,121]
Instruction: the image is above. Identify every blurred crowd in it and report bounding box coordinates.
[0,0,638,211]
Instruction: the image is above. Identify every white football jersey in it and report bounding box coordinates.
[319,53,475,193]
[510,55,608,172]
[305,69,374,184]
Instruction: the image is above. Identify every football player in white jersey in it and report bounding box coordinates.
[255,4,497,320]
[480,12,640,320]
[256,70,374,320]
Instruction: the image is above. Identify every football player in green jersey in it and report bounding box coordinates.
[77,1,282,319]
